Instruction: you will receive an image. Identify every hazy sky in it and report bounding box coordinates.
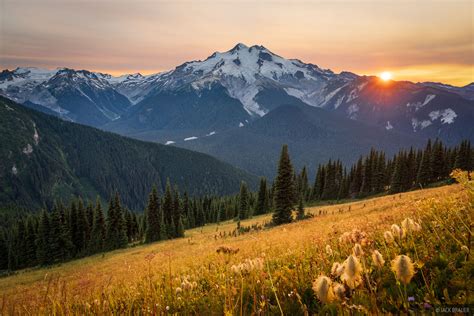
[1,0,473,85]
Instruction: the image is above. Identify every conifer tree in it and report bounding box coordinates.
[49,204,73,261]
[238,181,249,220]
[455,140,472,171]
[176,217,185,238]
[390,154,404,193]
[159,210,168,240]
[417,150,431,187]
[90,198,106,252]
[296,194,305,220]
[311,165,324,200]
[255,178,269,215]
[350,158,363,197]
[36,210,51,265]
[106,193,128,250]
[430,140,445,181]
[272,145,295,225]
[145,186,161,243]
[75,199,88,254]
[16,219,27,268]
[0,230,8,270]
[173,186,182,238]
[163,179,174,230]
[300,166,310,201]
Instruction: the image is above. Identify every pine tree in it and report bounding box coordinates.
[272,145,295,225]
[360,154,373,196]
[255,178,269,215]
[0,230,8,270]
[173,186,182,238]
[311,165,324,200]
[430,140,445,181]
[390,154,404,193]
[162,179,174,232]
[15,219,27,268]
[417,149,432,187]
[106,193,128,250]
[90,198,106,253]
[36,210,51,265]
[25,217,37,266]
[455,140,472,171]
[238,181,249,220]
[145,186,161,243]
[176,217,185,238]
[296,194,305,220]
[49,204,73,262]
[350,158,363,197]
[300,167,310,201]
[75,199,88,254]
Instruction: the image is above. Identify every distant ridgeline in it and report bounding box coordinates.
[1,138,472,272]
[0,96,257,212]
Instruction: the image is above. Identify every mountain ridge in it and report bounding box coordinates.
[0,96,257,211]
[1,44,473,178]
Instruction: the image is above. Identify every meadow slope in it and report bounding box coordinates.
[1,182,472,314]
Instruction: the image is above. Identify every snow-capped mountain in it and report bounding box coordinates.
[130,43,345,115]
[318,76,474,144]
[103,43,356,134]
[1,43,473,145]
[0,67,131,126]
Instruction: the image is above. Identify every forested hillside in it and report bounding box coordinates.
[0,97,257,211]
[1,136,471,272]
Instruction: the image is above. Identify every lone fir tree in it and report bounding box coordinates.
[272,145,295,225]
[145,186,161,243]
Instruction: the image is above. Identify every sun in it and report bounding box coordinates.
[380,71,392,81]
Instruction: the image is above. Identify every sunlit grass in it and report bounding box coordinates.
[1,178,472,314]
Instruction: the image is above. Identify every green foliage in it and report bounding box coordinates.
[145,187,161,244]
[238,181,249,220]
[0,97,257,212]
[273,145,295,225]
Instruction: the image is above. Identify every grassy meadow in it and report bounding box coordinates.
[1,172,473,314]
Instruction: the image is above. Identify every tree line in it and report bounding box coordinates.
[1,139,472,272]
[271,139,472,224]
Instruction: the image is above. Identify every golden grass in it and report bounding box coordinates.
[0,184,469,314]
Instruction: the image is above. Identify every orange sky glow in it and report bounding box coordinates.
[1,0,472,86]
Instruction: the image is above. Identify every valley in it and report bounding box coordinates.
[2,44,473,178]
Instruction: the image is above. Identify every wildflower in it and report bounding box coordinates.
[391,224,405,240]
[231,258,264,275]
[413,222,422,232]
[383,230,395,244]
[408,296,415,302]
[181,278,195,291]
[339,232,351,244]
[331,262,344,277]
[401,218,414,230]
[166,306,170,311]
[340,255,362,289]
[401,218,419,234]
[326,245,333,256]
[175,287,182,294]
[384,231,394,244]
[461,245,470,254]
[353,243,364,257]
[313,275,334,303]
[371,250,385,268]
[332,282,346,301]
[391,255,415,285]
